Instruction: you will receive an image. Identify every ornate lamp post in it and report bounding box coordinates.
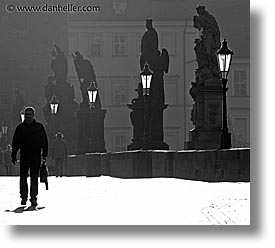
[140,62,153,149]
[217,38,233,149]
[87,82,106,153]
[88,82,97,152]
[49,94,59,140]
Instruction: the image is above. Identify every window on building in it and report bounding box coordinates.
[164,77,178,105]
[88,33,103,58]
[112,33,127,56]
[113,133,128,151]
[233,70,247,96]
[111,79,129,105]
[161,32,176,56]
[11,29,28,41]
[112,0,127,15]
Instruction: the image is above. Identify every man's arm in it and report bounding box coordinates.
[11,125,21,164]
[40,124,48,160]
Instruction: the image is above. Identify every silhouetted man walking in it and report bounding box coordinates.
[11,107,48,207]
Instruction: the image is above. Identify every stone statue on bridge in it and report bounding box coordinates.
[193,5,221,83]
[72,51,101,109]
[50,43,68,85]
[140,19,169,106]
[128,19,169,150]
[43,44,78,154]
[185,6,223,150]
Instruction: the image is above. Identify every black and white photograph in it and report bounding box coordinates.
[0,0,250,225]
[0,0,272,246]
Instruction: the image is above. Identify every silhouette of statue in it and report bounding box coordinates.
[44,75,56,103]
[141,19,159,54]
[194,38,208,68]
[74,51,96,104]
[185,6,223,150]
[193,6,220,55]
[72,51,100,108]
[193,5,221,83]
[140,19,169,106]
[138,19,169,149]
[50,43,68,84]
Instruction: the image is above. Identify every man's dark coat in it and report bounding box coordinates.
[11,120,48,161]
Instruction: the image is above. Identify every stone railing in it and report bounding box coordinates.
[61,148,250,182]
[0,149,249,182]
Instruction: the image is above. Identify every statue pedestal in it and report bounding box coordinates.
[127,103,144,151]
[90,109,107,153]
[76,107,91,154]
[185,83,223,150]
[128,101,169,151]
[76,105,106,154]
[148,104,169,150]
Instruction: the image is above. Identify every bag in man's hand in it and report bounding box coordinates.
[40,160,49,190]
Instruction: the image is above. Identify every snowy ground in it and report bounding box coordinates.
[0,176,250,225]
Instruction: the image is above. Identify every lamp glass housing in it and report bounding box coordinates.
[87,82,98,104]
[217,39,233,79]
[50,95,59,114]
[140,62,153,95]
[1,125,8,135]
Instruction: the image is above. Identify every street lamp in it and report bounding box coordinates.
[87,81,98,108]
[140,62,153,149]
[88,82,98,151]
[1,120,8,136]
[86,81,106,153]
[140,62,153,96]
[49,95,59,142]
[217,38,233,149]
[50,94,59,115]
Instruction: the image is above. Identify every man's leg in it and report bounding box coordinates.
[20,161,29,204]
[29,160,40,206]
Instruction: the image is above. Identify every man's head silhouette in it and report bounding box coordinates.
[24,107,35,125]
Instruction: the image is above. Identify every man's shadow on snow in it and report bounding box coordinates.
[5,206,45,213]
